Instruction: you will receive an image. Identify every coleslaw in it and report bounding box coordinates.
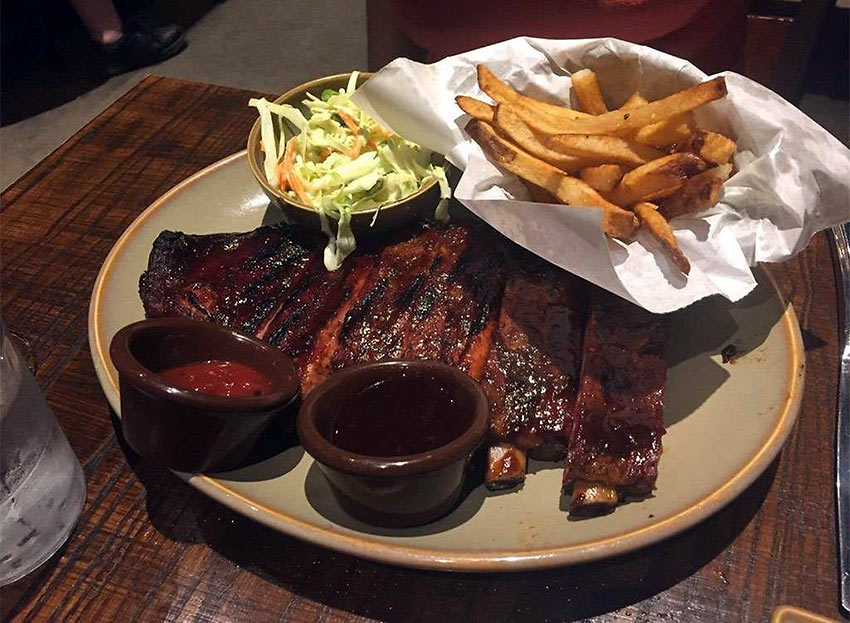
[250,72,450,270]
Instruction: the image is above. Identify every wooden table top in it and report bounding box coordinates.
[0,76,842,623]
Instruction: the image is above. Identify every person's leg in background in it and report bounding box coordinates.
[68,0,187,75]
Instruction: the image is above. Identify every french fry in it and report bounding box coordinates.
[521,180,558,203]
[456,95,494,123]
[633,202,691,274]
[659,164,732,220]
[502,76,726,137]
[620,92,695,147]
[477,65,591,122]
[492,105,584,171]
[633,112,697,148]
[607,153,708,207]
[465,119,639,238]
[676,130,737,165]
[459,66,736,282]
[579,164,624,193]
[620,92,648,110]
[571,69,608,115]
[547,133,665,168]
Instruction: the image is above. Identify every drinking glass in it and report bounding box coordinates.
[0,323,86,585]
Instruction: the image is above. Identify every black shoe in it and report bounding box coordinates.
[102,23,187,77]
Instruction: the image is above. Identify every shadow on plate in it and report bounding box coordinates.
[663,269,786,427]
[212,421,305,482]
[261,202,286,226]
[302,446,489,536]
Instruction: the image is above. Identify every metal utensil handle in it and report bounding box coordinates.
[831,223,850,616]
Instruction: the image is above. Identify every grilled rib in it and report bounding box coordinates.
[298,254,377,391]
[397,225,470,360]
[430,225,506,378]
[563,289,669,515]
[321,224,506,388]
[266,253,372,371]
[328,227,448,371]
[482,254,586,490]
[140,226,321,336]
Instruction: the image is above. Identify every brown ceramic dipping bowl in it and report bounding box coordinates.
[246,72,442,236]
[109,318,300,473]
[297,360,488,528]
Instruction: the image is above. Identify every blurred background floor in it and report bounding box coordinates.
[0,0,847,191]
[1,0,367,190]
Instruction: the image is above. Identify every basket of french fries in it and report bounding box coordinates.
[353,37,850,312]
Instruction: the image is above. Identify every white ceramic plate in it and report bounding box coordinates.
[89,151,804,572]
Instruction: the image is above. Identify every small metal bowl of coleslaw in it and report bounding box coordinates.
[247,72,449,271]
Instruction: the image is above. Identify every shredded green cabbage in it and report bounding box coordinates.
[249,72,450,270]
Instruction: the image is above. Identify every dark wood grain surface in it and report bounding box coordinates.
[0,76,842,623]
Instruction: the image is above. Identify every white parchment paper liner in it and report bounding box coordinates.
[353,36,850,313]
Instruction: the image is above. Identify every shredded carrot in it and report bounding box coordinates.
[290,171,310,205]
[277,161,289,191]
[365,123,393,151]
[280,141,293,190]
[337,110,361,135]
[348,138,362,160]
[283,137,311,206]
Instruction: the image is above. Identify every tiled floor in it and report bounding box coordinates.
[0,1,847,191]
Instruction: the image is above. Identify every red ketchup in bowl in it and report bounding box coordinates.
[158,360,272,397]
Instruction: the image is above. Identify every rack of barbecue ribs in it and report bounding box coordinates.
[140,221,668,512]
[563,290,669,516]
[141,222,506,388]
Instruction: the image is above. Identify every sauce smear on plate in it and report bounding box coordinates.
[331,373,474,457]
[159,360,272,397]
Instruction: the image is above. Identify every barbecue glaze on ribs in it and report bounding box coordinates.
[140,222,666,506]
[564,290,669,515]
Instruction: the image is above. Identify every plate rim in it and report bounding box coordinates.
[88,150,806,572]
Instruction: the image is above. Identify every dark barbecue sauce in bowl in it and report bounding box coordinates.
[159,360,273,397]
[330,372,476,457]
[297,360,489,526]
